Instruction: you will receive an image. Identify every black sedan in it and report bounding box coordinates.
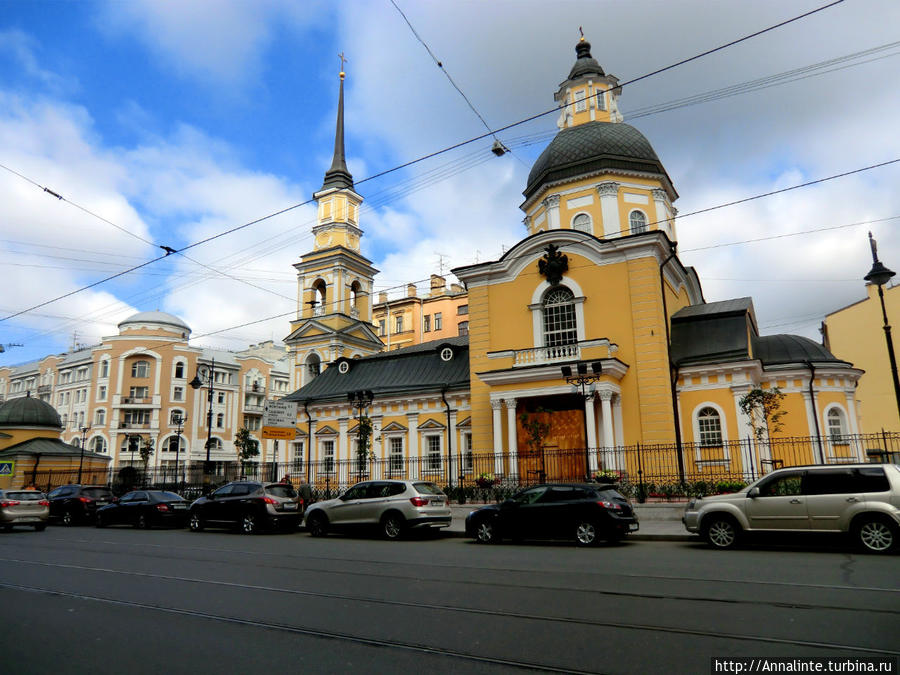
[465,483,639,546]
[96,490,189,529]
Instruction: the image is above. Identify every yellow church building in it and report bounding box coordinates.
[284,37,885,494]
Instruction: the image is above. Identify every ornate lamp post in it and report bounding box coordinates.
[190,358,216,475]
[348,390,374,483]
[561,362,602,480]
[172,413,186,492]
[864,232,900,422]
[77,424,90,483]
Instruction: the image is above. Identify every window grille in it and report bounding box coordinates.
[629,210,648,234]
[697,407,723,446]
[542,287,577,347]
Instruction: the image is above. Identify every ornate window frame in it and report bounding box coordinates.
[691,402,730,464]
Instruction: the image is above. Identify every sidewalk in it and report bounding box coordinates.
[446,501,697,541]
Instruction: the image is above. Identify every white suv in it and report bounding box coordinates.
[304,480,451,539]
[683,464,900,553]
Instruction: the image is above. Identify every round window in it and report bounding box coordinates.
[440,347,453,362]
[338,361,350,374]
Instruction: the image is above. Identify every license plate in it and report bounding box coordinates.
[283,503,297,510]
[628,523,639,531]
[431,499,445,506]
[17,517,39,523]
[171,504,186,510]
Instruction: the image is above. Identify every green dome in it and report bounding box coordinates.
[0,396,62,429]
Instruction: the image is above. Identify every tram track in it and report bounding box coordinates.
[0,558,897,657]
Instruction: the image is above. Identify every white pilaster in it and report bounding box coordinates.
[596,182,620,237]
[542,194,561,229]
[651,189,671,238]
[338,417,348,464]
[585,394,599,473]
[491,399,504,474]
[407,412,419,479]
[505,398,518,479]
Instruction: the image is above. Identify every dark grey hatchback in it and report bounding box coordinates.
[465,483,638,546]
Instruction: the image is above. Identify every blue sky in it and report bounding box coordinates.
[1,0,899,365]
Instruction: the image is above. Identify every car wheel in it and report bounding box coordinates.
[575,520,600,547]
[306,512,328,537]
[703,514,741,550]
[474,519,500,544]
[62,510,74,526]
[381,513,405,540]
[240,512,258,535]
[96,514,107,528]
[137,513,150,530]
[189,511,205,532]
[34,523,46,532]
[854,515,897,554]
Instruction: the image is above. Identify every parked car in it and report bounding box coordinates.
[0,489,49,531]
[189,481,300,534]
[682,463,900,553]
[96,490,189,529]
[47,484,115,525]
[465,483,638,546]
[304,480,451,539]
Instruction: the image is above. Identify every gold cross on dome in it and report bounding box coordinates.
[339,52,348,74]
[579,26,584,40]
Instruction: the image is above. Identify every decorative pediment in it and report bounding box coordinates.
[380,421,408,433]
[314,425,337,436]
[456,416,472,428]
[417,418,446,431]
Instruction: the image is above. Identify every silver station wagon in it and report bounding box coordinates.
[683,463,900,553]
[305,479,451,539]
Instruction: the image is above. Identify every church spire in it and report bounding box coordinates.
[321,53,354,191]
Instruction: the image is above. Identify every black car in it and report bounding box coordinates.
[465,483,639,546]
[47,484,116,525]
[96,490,190,529]
[189,481,300,534]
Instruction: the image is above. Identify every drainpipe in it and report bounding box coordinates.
[660,244,685,485]
[805,361,825,464]
[304,400,313,485]
[441,386,453,488]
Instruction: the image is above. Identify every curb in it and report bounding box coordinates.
[299,525,698,542]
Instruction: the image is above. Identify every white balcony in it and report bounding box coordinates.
[513,343,580,367]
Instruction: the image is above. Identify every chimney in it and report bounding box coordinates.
[430,274,446,296]
[378,291,388,304]
[450,283,464,294]
[407,284,417,298]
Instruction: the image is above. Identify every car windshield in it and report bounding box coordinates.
[7,491,44,501]
[595,488,626,501]
[154,492,184,501]
[82,488,113,498]
[413,483,444,495]
[266,485,297,499]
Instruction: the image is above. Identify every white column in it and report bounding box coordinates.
[371,415,383,479]
[541,194,561,229]
[612,394,625,472]
[505,398,518,479]
[844,391,865,461]
[407,413,419,479]
[584,394,599,473]
[732,384,760,479]
[596,181,620,237]
[491,399,504,474]
[600,390,615,450]
[448,410,458,485]
[338,418,349,478]
[651,189,671,238]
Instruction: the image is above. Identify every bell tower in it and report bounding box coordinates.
[285,57,383,391]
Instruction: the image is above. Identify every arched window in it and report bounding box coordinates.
[131,360,150,378]
[165,436,185,453]
[350,281,361,310]
[312,279,327,315]
[629,210,647,234]
[306,353,321,379]
[572,213,591,233]
[72,437,81,449]
[207,438,223,452]
[697,407,723,446]
[827,408,848,442]
[90,436,107,454]
[99,359,109,378]
[542,287,577,347]
[174,362,185,379]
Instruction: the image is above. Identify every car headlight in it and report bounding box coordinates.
[686,498,697,511]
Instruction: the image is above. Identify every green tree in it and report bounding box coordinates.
[355,415,373,473]
[138,436,154,467]
[738,387,787,441]
[234,427,259,473]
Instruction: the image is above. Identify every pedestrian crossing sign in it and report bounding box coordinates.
[0,461,14,476]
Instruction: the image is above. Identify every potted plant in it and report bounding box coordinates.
[475,472,497,489]
[592,469,623,484]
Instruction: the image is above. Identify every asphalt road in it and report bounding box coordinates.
[0,526,897,674]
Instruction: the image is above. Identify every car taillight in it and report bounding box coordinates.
[598,500,622,511]
[39,500,50,506]
[262,497,278,505]
[0,500,20,507]
[79,497,93,503]
[156,504,170,512]
[409,496,429,507]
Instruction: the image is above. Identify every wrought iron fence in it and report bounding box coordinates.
[21,433,900,502]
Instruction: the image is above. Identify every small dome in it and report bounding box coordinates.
[0,396,62,429]
[568,38,605,80]
[753,334,847,366]
[525,121,669,201]
[118,311,191,334]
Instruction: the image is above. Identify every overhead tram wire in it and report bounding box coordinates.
[0,1,849,325]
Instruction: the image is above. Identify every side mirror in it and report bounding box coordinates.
[747,487,760,498]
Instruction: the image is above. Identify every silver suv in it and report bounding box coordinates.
[683,463,900,553]
[304,480,451,539]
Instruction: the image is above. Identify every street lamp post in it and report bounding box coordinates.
[77,425,90,483]
[561,362,603,480]
[190,358,216,476]
[864,232,900,422]
[348,390,374,483]
[172,413,186,493]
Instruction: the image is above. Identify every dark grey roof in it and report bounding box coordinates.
[525,122,669,201]
[321,76,354,191]
[0,437,109,459]
[671,297,754,321]
[753,334,847,366]
[568,38,605,80]
[284,336,470,403]
[0,396,61,429]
